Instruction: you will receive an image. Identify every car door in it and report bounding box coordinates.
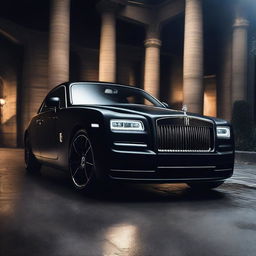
[29,113,43,157]
[39,86,66,160]
[30,98,53,157]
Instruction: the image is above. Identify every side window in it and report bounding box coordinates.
[39,86,66,113]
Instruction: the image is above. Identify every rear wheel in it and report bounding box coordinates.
[187,181,224,190]
[24,135,41,174]
[69,129,97,192]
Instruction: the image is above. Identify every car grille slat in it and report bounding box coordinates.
[157,117,214,152]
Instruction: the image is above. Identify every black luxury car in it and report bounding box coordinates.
[25,82,234,191]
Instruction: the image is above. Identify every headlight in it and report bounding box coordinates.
[216,126,230,139]
[110,119,144,131]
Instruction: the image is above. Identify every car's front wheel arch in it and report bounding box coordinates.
[68,128,103,192]
[69,118,110,176]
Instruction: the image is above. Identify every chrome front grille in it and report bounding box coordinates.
[156,117,214,152]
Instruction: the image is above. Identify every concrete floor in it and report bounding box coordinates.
[0,149,256,256]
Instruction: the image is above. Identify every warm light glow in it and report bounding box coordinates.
[204,92,216,117]
[204,76,216,117]
[170,88,183,104]
[0,98,6,106]
[103,223,138,255]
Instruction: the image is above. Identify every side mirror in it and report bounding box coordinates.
[46,97,60,109]
[162,102,169,108]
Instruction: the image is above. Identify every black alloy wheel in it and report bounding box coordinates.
[69,130,97,191]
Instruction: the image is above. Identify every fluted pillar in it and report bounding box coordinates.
[144,38,161,98]
[99,11,116,82]
[48,0,70,89]
[217,27,232,120]
[183,0,203,114]
[231,17,249,104]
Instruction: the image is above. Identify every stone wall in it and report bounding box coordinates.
[73,44,144,88]
[21,36,49,135]
[0,19,49,147]
[0,36,21,147]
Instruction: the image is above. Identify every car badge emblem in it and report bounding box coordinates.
[182,105,189,126]
[184,116,190,126]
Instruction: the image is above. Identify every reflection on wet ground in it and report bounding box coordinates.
[0,149,256,256]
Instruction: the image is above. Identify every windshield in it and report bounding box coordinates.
[70,83,162,107]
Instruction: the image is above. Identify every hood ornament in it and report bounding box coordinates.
[182,105,189,126]
[182,104,188,115]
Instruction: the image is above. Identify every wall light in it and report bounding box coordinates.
[0,98,6,106]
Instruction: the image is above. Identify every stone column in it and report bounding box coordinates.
[231,17,249,104]
[183,0,203,114]
[217,30,232,120]
[144,38,161,98]
[99,11,116,82]
[48,0,70,89]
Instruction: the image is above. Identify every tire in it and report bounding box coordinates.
[187,181,224,190]
[24,135,41,174]
[68,129,98,192]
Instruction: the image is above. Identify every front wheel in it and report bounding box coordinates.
[69,129,98,192]
[187,181,224,190]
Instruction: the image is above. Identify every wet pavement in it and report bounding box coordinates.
[0,148,256,256]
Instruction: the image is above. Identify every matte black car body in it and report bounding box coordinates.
[25,82,234,188]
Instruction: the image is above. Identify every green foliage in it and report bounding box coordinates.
[231,100,256,151]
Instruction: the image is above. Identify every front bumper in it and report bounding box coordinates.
[107,149,234,183]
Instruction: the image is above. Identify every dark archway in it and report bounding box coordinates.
[160,15,184,107]
[116,19,145,88]
[70,51,82,81]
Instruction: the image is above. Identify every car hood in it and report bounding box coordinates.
[91,104,183,116]
[73,104,229,125]
[87,104,228,125]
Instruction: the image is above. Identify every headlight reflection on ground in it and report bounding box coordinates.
[103,223,139,256]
